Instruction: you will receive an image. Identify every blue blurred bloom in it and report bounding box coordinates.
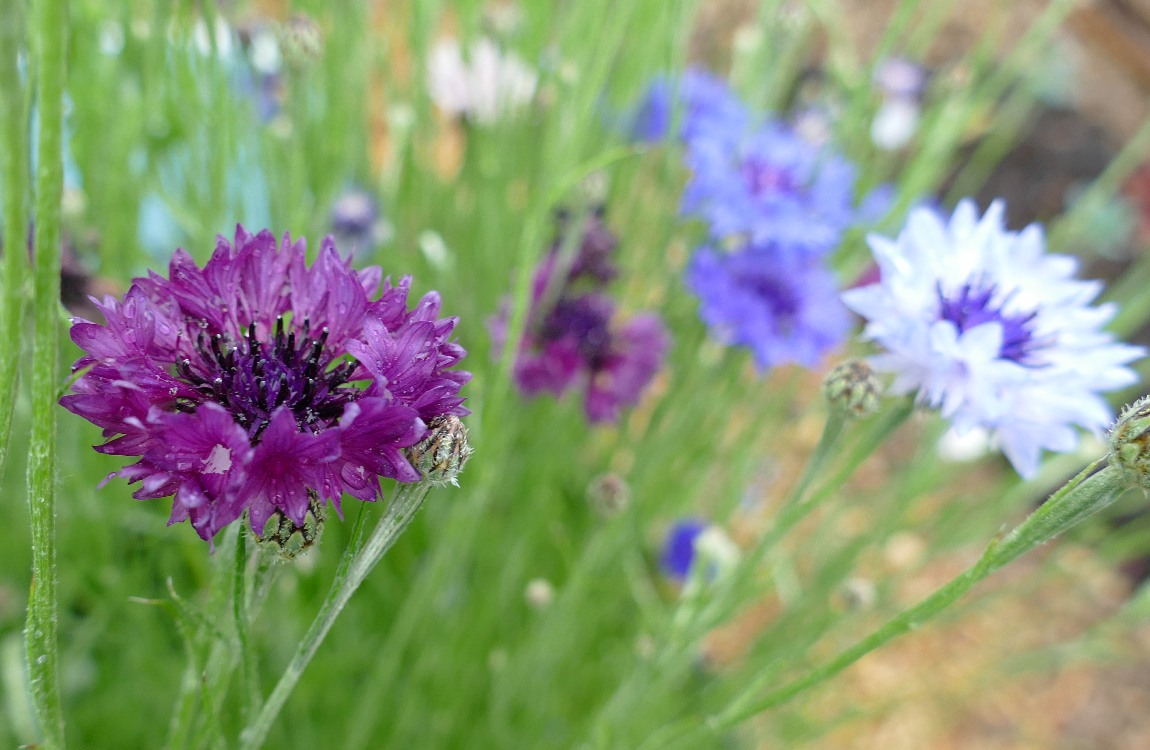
[661,519,707,579]
[682,121,866,257]
[687,243,850,371]
[630,68,748,144]
[843,199,1145,477]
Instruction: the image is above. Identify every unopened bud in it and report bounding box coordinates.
[524,578,554,609]
[822,359,880,418]
[279,14,322,68]
[260,490,325,560]
[406,415,473,486]
[1109,396,1150,489]
[587,473,630,518]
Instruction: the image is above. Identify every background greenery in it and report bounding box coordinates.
[5,0,1150,747]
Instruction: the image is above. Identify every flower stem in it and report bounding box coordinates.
[709,459,1127,731]
[238,482,432,750]
[0,0,29,481]
[25,0,67,746]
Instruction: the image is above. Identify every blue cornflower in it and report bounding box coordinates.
[682,121,866,257]
[661,519,708,579]
[842,199,1145,477]
[687,242,850,371]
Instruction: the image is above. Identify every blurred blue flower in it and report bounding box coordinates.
[687,242,850,371]
[661,518,708,579]
[682,121,867,257]
[842,199,1145,477]
[630,68,748,144]
[330,187,393,260]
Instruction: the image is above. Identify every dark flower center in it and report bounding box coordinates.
[739,268,801,330]
[176,315,359,438]
[540,298,614,367]
[741,158,799,199]
[937,281,1039,363]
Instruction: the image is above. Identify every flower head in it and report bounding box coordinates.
[687,243,850,371]
[843,200,1144,477]
[61,226,470,543]
[428,37,536,124]
[330,187,392,260]
[490,211,669,423]
[682,121,867,257]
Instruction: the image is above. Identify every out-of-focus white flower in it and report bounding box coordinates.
[870,57,927,151]
[870,98,920,151]
[937,425,993,463]
[428,37,536,124]
[843,199,1144,478]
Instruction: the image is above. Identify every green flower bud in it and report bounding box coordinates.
[587,473,630,518]
[821,359,881,418]
[279,14,322,68]
[1108,396,1150,489]
[406,415,473,486]
[260,490,325,561]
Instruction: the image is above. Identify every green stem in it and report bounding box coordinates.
[710,460,1128,730]
[238,482,432,750]
[0,0,29,481]
[25,0,67,747]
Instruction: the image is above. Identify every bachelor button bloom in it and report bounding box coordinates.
[490,210,669,423]
[427,37,536,125]
[61,227,470,543]
[630,68,749,144]
[682,120,869,257]
[687,242,850,371]
[842,199,1143,477]
[870,57,929,151]
[330,187,393,260]
[660,519,741,582]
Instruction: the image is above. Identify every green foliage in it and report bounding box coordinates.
[4,1,1150,748]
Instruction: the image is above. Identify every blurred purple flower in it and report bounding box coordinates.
[61,226,469,543]
[687,242,850,371]
[490,211,669,423]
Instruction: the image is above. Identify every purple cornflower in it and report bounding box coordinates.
[491,211,669,423]
[682,121,868,258]
[630,68,749,144]
[61,226,470,543]
[687,242,850,371]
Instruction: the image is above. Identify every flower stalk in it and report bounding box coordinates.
[25,0,68,746]
[238,481,432,750]
[709,458,1129,730]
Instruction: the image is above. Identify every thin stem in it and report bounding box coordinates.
[239,482,432,750]
[234,528,260,724]
[709,461,1128,731]
[0,0,29,481]
[25,0,67,747]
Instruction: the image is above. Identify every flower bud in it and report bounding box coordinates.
[821,359,880,418]
[260,490,325,560]
[587,473,630,518]
[279,14,322,68]
[1109,396,1150,489]
[406,415,473,486]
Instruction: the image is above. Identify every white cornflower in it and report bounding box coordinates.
[843,199,1144,477]
[427,37,536,124]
